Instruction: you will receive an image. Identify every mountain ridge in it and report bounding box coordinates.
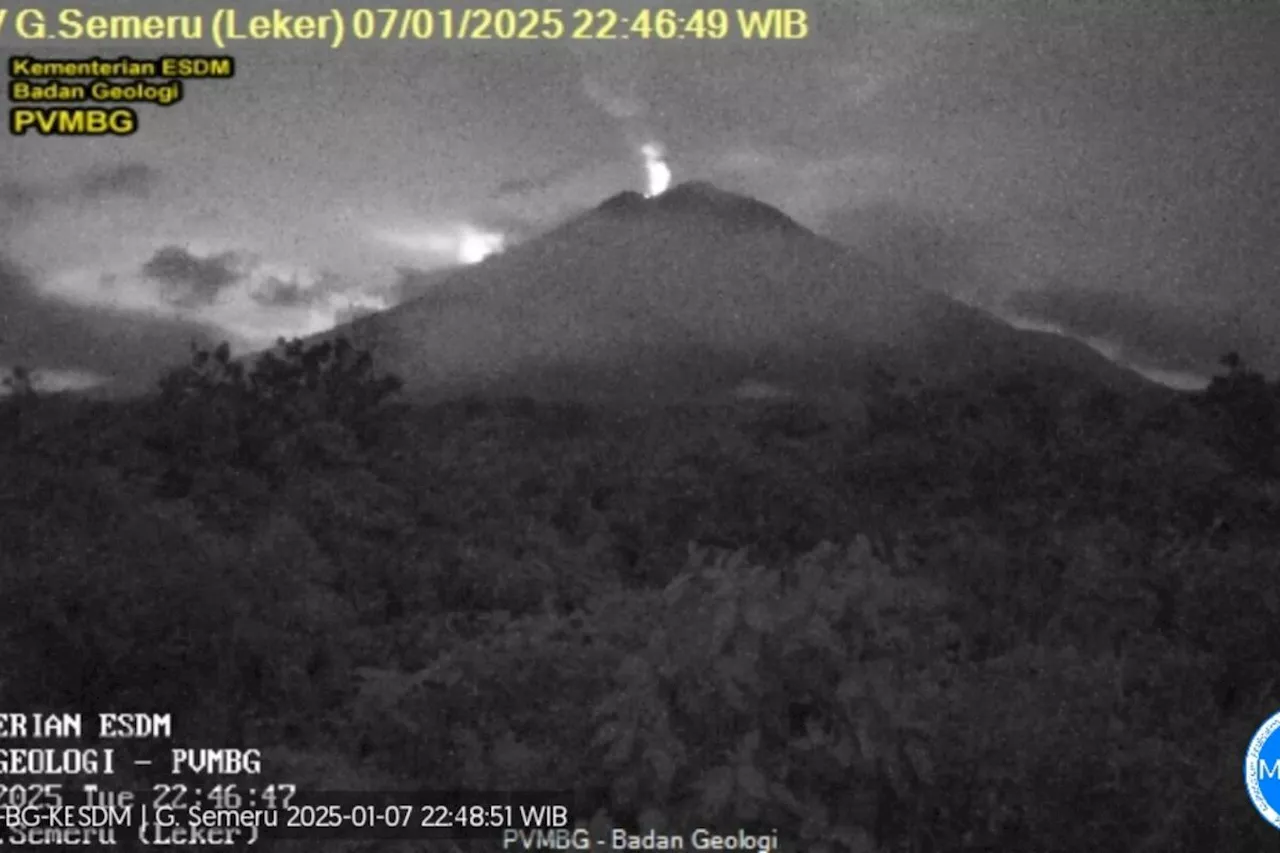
[320,181,1158,403]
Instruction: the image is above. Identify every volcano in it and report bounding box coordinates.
[331,182,1155,403]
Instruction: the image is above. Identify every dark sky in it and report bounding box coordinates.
[2,0,1277,393]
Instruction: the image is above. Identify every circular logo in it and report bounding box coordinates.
[1245,710,1280,830]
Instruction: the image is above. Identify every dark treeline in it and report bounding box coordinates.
[1,340,1277,852]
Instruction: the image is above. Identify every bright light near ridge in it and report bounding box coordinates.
[373,223,506,265]
[457,227,505,264]
[641,142,671,198]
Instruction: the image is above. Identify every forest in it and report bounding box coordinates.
[1,339,1277,852]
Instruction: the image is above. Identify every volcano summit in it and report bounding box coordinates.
[331,182,1153,403]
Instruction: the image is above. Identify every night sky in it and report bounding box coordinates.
[2,0,1277,394]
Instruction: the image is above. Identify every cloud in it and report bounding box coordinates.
[26,235,392,355]
[250,276,313,308]
[1004,285,1278,378]
[707,145,904,227]
[568,35,653,128]
[368,221,508,267]
[822,195,1279,381]
[0,181,39,231]
[0,366,109,397]
[0,253,29,300]
[0,161,160,216]
[493,177,548,197]
[76,162,159,200]
[386,266,460,304]
[0,181,38,213]
[827,61,888,107]
[0,252,223,396]
[142,246,243,307]
[248,270,349,308]
[484,152,636,235]
[487,160,644,232]
[582,77,646,120]
[822,201,1006,300]
[320,266,468,323]
[333,304,379,328]
[492,159,597,199]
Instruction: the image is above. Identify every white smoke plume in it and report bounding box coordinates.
[573,38,649,120]
[574,45,673,197]
[582,77,646,120]
[641,142,672,197]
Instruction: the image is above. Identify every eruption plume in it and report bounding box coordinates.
[574,50,670,198]
[641,142,671,198]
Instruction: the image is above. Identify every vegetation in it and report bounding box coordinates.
[1,363,36,399]
[1,340,1278,852]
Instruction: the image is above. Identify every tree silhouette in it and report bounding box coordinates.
[148,336,403,494]
[2,365,36,399]
[1200,352,1278,478]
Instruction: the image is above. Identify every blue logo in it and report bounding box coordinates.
[1245,710,1280,830]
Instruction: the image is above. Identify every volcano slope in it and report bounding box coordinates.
[326,181,1158,406]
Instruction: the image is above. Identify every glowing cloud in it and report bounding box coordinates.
[457,226,506,264]
[0,366,108,397]
[641,142,671,198]
[372,222,506,266]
